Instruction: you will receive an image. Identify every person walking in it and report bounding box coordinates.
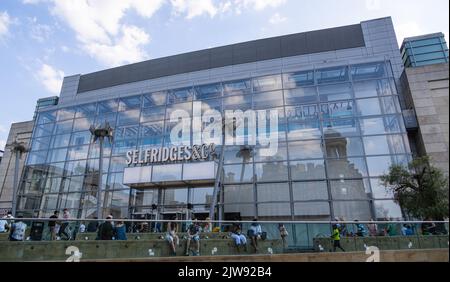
[331,224,345,252]
[279,223,288,248]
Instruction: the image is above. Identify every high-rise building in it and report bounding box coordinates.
[401,33,449,67]
[33,96,59,119]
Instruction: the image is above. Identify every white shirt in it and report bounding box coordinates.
[0,219,8,232]
[11,221,27,241]
[79,224,86,233]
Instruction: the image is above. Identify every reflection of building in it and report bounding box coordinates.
[16,18,412,222]
[0,121,34,214]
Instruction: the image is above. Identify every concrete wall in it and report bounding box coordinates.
[0,121,34,213]
[402,63,449,174]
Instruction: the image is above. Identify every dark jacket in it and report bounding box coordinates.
[98,221,114,240]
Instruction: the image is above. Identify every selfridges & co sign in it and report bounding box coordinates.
[126,143,216,165]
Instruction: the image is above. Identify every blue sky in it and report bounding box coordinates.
[0,0,449,150]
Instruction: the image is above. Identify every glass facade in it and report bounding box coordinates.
[401,34,449,67]
[18,61,411,221]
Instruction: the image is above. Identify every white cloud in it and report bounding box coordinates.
[269,13,286,25]
[83,25,150,67]
[365,0,381,11]
[61,45,69,52]
[29,17,52,42]
[171,0,217,19]
[46,0,165,67]
[395,21,424,46]
[0,11,11,39]
[37,63,64,95]
[235,0,287,11]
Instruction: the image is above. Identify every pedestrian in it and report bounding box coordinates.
[355,220,366,237]
[248,218,262,253]
[98,215,114,240]
[331,224,345,252]
[9,215,27,241]
[368,219,378,237]
[278,223,288,248]
[58,209,72,240]
[185,218,201,256]
[114,220,127,240]
[166,219,179,256]
[87,217,98,232]
[48,211,59,240]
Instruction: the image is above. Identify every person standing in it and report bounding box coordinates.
[331,224,345,252]
[48,211,59,240]
[9,215,27,241]
[368,219,378,237]
[278,223,288,248]
[98,215,114,240]
[58,209,71,240]
[114,220,127,240]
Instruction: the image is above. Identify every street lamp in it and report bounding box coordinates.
[6,139,27,217]
[89,122,114,219]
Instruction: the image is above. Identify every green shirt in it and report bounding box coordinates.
[332,228,340,241]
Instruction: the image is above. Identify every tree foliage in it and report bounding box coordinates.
[380,156,449,220]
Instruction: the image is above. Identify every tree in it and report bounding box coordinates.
[380,156,449,220]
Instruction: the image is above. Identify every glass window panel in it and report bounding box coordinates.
[252,90,284,109]
[139,136,164,147]
[331,179,371,200]
[66,176,84,193]
[65,160,87,176]
[27,151,48,165]
[253,74,282,92]
[57,107,76,121]
[139,121,163,137]
[256,183,289,202]
[287,120,321,141]
[119,95,141,111]
[98,99,118,114]
[223,164,254,183]
[31,136,51,151]
[293,181,328,201]
[224,204,255,220]
[294,202,330,220]
[411,44,444,54]
[258,203,291,218]
[190,187,213,205]
[414,52,447,61]
[320,101,354,121]
[54,120,73,135]
[94,112,117,127]
[223,94,252,111]
[115,125,139,140]
[163,188,187,205]
[223,79,252,96]
[37,110,57,124]
[255,162,289,182]
[366,155,406,177]
[318,83,352,102]
[324,137,364,158]
[109,155,127,172]
[351,62,386,80]
[316,66,349,84]
[167,87,194,104]
[117,109,140,126]
[254,143,287,162]
[288,140,324,160]
[326,157,368,178]
[72,117,95,132]
[110,189,129,208]
[86,158,109,174]
[353,79,393,98]
[333,201,372,221]
[34,123,55,138]
[283,70,315,88]
[46,162,65,178]
[44,177,62,193]
[112,139,137,155]
[284,87,317,105]
[290,160,326,180]
[141,106,166,122]
[224,184,254,203]
[143,92,167,107]
[50,134,71,149]
[67,145,89,161]
[370,178,394,199]
[132,189,158,206]
[364,135,405,156]
[152,164,182,182]
[195,83,223,100]
[47,148,68,163]
[40,194,59,210]
[360,116,402,135]
[108,173,127,190]
[75,103,97,118]
[70,131,91,146]
[322,119,359,137]
[374,200,402,220]
[357,96,400,116]
[166,102,191,119]
[223,145,254,164]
